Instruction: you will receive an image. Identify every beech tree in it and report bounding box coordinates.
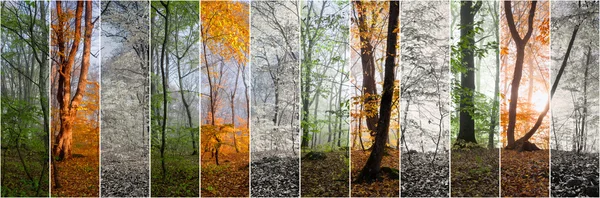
[52,0,95,161]
[355,0,398,183]
[455,1,483,144]
[353,1,380,137]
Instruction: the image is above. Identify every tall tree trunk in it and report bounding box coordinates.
[456,1,482,144]
[354,1,379,136]
[54,0,93,160]
[53,0,93,188]
[173,21,198,156]
[231,64,241,153]
[177,58,197,155]
[356,1,398,183]
[337,72,344,147]
[578,46,592,153]
[504,1,537,147]
[157,1,170,178]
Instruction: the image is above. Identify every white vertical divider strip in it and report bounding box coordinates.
[498,1,502,197]
[98,0,103,196]
[46,2,51,195]
[548,1,552,197]
[445,1,452,197]
[398,1,403,197]
[198,0,202,196]
[297,1,302,197]
[147,0,152,196]
[248,1,253,196]
[347,0,352,196]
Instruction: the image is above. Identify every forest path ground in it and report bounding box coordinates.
[201,152,249,197]
[501,149,549,197]
[551,150,599,197]
[250,154,299,197]
[351,149,399,197]
[451,148,499,197]
[100,150,148,197]
[401,150,448,197]
[150,152,199,197]
[52,127,99,197]
[301,150,349,197]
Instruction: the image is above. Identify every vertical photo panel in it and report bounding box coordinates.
[450,1,500,197]
[399,1,450,197]
[50,1,101,196]
[250,1,301,197]
[200,1,250,197]
[300,1,350,197]
[350,1,400,197]
[150,1,200,197]
[500,1,550,197]
[1,1,50,196]
[550,1,599,197]
[100,1,149,197]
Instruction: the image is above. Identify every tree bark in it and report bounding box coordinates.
[504,1,537,147]
[156,0,170,178]
[354,1,379,136]
[456,1,482,144]
[356,0,398,183]
[54,0,93,160]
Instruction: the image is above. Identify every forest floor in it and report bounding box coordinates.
[351,149,399,197]
[52,127,99,197]
[301,150,349,197]
[0,151,49,197]
[501,149,549,197]
[151,152,199,197]
[551,150,599,197]
[451,148,499,197]
[201,152,249,197]
[401,150,449,197]
[251,152,299,197]
[100,149,148,197]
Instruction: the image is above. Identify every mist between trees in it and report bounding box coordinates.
[200,1,250,197]
[450,1,500,197]
[2,1,600,198]
[1,1,50,196]
[400,1,450,197]
[150,1,200,197]
[300,1,350,197]
[550,1,599,197]
[250,1,300,197]
[100,1,149,197]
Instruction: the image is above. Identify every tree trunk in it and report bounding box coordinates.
[508,8,579,150]
[354,1,379,136]
[456,1,482,144]
[177,57,197,155]
[504,1,537,147]
[578,46,591,153]
[337,73,344,148]
[157,1,170,178]
[355,1,398,183]
[231,64,241,153]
